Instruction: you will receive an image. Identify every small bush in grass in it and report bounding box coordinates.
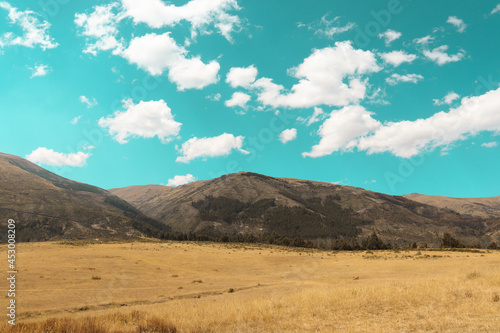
[466,271,481,280]
[138,316,177,333]
[228,288,235,293]
[91,276,101,280]
[493,293,500,302]
[192,280,203,283]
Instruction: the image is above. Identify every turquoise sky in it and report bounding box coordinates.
[1,0,500,197]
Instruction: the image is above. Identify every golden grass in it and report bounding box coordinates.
[1,241,500,332]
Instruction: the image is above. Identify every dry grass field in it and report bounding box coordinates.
[1,241,500,332]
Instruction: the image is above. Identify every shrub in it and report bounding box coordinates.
[487,242,498,250]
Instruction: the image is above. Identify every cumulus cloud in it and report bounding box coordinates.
[423,45,465,65]
[80,96,98,108]
[226,65,258,88]
[378,29,401,45]
[252,41,381,108]
[296,107,327,126]
[447,16,466,33]
[492,4,500,15]
[176,133,248,163]
[167,174,197,186]
[385,73,423,85]
[29,64,50,78]
[361,87,500,157]
[303,105,381,158]
[0,1,58,50]
[74,3,125,55]
[26,148,91,167]
[304,87,500,158]
[433,92,460,105]
[225,92,251,108]
[279,128,297,144]
[122,33,220,90]
[120,0,242,41]
[482,142,497,148]
[380,51,417,67]
[98,99,181,144]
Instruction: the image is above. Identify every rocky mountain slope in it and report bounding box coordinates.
[111,172,500,246]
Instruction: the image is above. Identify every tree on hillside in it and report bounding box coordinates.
[440,233,465,248]
[361,232,388,250]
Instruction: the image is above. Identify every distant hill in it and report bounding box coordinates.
[110,172,500,247]
[404,193,500,218]
[0,153,169,241]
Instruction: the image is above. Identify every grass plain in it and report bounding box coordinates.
[1,240,500,332]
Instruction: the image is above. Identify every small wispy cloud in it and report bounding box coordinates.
[379,29,402,46]
[70,115,82,125]
[447,16,467,33]
[79,95,98,108]
[298,13,355,39]
[491,4,500,15]
[433,92,460,105]
[386,73,423,85]
[481,142,497,148]
[29,64,51,78]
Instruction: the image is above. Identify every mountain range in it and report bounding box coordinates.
[1,152,499,246]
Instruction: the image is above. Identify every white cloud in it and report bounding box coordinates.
[123,33,220,90]
[378,29,401,46]
[492,4,500,15]
[82,144,95,151]
[303,105,381,158]
[433,92,460,105]
[279,128,297,144]
[79,96,98,108]
[380,51,417,67]
[225,92,251,108]
[423,45,465,65]
[414,35,434,45]
[0,2,58,50]
[26,148,91,167]
[297,107,326,126]
[120,0,242,41]
[98,99,181,144]
[29,64,50,78]
[301,14,355,39]
[176,133,248,163]
[253,41,381,109]
[74,3,125,56]
[167,174,197,186]
[357,87,500,157]
[207,93,221,101]
[385,73,423,85]
[226,65,258,88]
[70,115,82,125]
[482,142,497,148]
[303,87,500,159]
[447,16,466,33]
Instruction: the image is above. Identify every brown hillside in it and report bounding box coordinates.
[111,172,500,246]
[404,193,500,218]
[0,152,168,241]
